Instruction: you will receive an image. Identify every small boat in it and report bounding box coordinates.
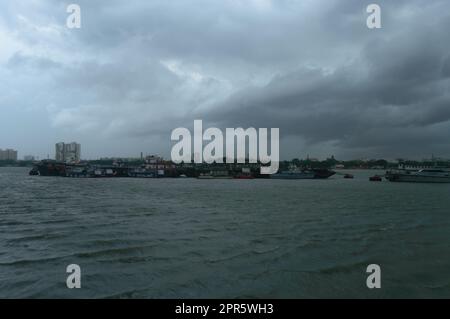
[369,175,383,182]
[344,174,354,179]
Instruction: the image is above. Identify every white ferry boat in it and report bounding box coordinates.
[386,168,450,183]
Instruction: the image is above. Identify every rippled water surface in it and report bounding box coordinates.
[0,167,449,298]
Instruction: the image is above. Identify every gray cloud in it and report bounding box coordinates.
[1,0,449,160]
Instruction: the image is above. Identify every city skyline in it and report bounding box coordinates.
[1,1,450,160]
[0,140,449,162]
[1,141,448,164]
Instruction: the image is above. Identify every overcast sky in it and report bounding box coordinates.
[1,0,450,160]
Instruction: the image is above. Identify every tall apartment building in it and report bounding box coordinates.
[0,149,18,161]
[55,142,81,163]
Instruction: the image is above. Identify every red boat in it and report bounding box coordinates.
[369,175,383,182]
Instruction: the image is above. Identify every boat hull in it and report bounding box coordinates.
[271,169,335,180]
[271,173,315,179]
[34,161,68,176]
[386,173,450,183]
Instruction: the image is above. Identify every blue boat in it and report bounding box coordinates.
[271,168,335,179]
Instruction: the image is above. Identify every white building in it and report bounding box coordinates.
[0,149,18,161]
[55,142,81,163]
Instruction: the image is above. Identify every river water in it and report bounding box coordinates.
[0,167,449,298]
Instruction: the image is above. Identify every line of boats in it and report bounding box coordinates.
[29,161,168,178]
[272,166,450,183]
[28,161,337,180]
[196,168,336,179]
[28,160,450,183]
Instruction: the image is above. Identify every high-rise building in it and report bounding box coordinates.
[55,142,81,163]
[55,143,64,161]
[0,149,18,161]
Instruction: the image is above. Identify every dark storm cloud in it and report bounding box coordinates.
[200,3,450,159]
[1,0,450,159]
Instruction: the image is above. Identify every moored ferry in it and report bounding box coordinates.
[386,168,450,183]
